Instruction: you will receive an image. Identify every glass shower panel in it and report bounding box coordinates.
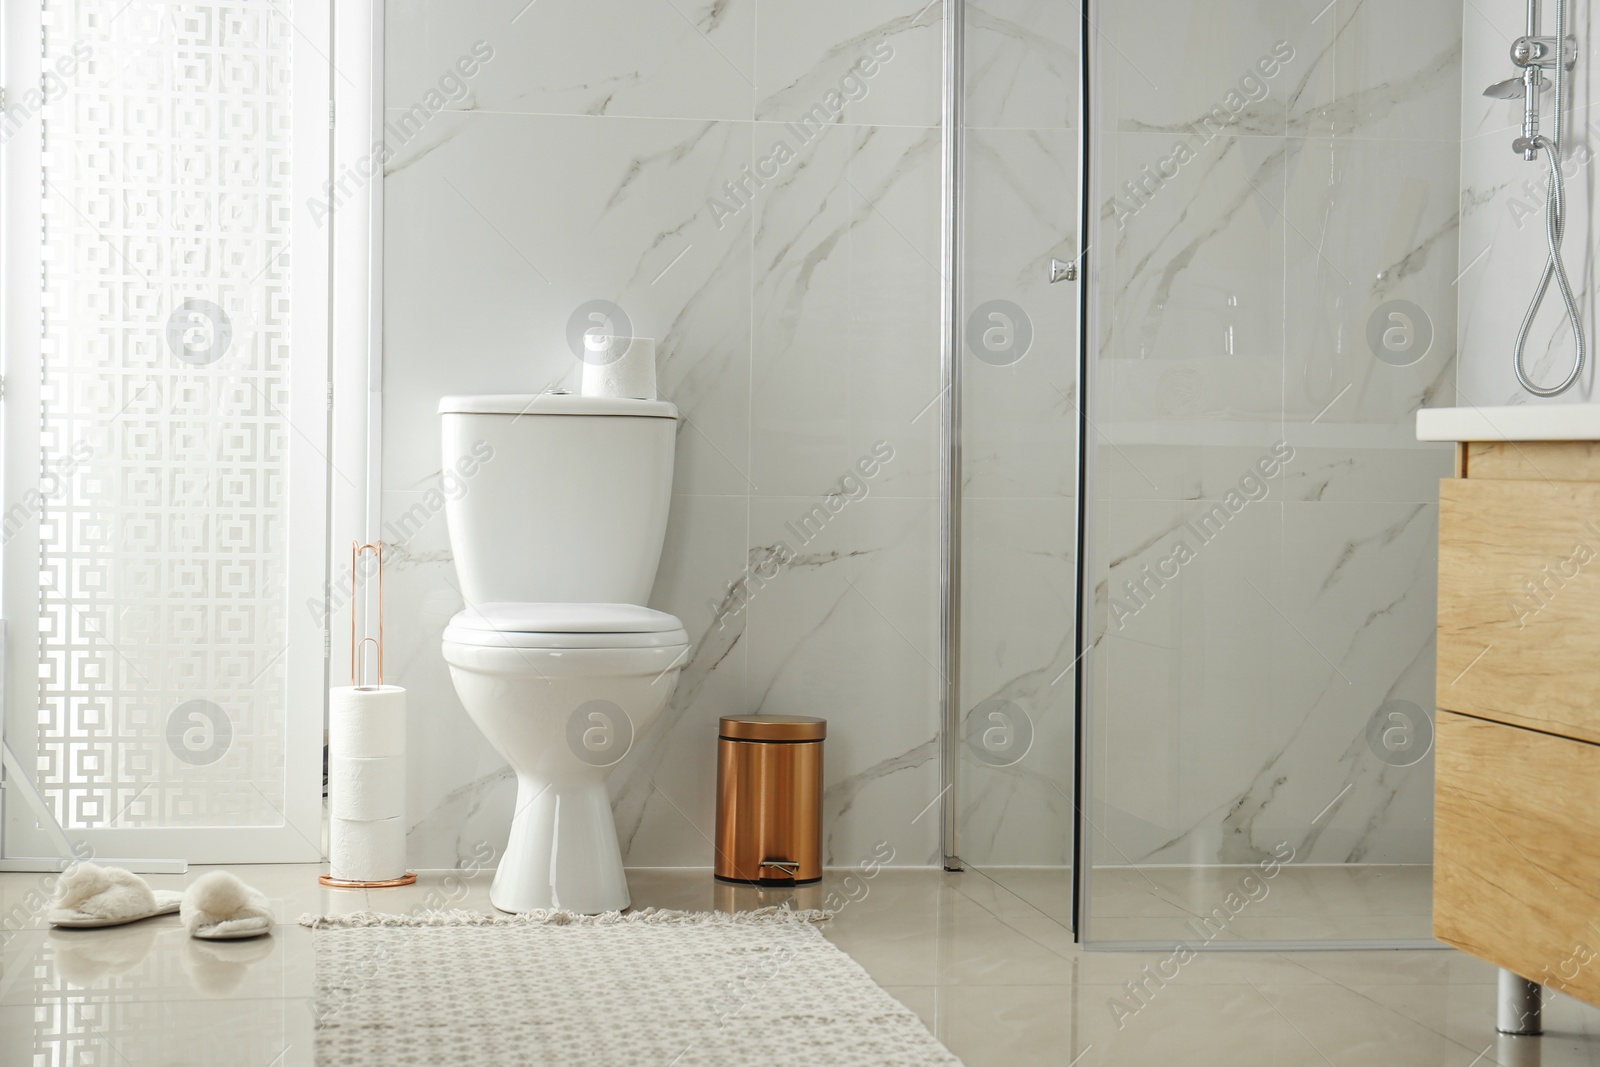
[1080,0,1460,946]
[956,1,1081,925]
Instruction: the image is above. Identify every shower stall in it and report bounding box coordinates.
[947,0,1460,947]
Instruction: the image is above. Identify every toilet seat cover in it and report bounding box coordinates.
[442,602,689,650]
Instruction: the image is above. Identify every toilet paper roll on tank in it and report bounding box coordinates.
[581,335,657,400]
[327,684,409,883]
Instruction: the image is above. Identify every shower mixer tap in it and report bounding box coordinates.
[1509,29,1575,159]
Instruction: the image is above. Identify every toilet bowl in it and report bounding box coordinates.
[441,603,688,913]
[437,394,687,915]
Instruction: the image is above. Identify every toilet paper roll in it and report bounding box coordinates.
[581,336,656,400]
[329,685,406,760]
[330,755,406,821]
[329,815,408,882]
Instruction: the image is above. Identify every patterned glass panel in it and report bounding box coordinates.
[36,0,295,828]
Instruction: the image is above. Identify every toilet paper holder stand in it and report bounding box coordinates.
[351,540,384,690]
[318,541,418,890]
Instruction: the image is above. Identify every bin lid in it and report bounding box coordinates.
[719,715,826,742]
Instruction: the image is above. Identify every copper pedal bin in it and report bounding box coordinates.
[715,715,825,886]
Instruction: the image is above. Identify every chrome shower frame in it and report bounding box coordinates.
[939,0,965,875]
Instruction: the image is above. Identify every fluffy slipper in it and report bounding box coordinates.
[181,870,273,940]
[47,863,182,929]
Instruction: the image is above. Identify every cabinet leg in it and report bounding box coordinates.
[1498,968,1543,1036]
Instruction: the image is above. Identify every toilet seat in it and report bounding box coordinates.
[443,602,689,650]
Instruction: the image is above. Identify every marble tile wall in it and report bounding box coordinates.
[382,0,949,869]
[1459,0,1598,403]
[1086,0,1462,880]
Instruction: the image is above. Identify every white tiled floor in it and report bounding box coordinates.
[1,863,1596,1065]
[1079,864,1438,942]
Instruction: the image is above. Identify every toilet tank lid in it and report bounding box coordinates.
[437,394,678,419]
[449,602,685,634]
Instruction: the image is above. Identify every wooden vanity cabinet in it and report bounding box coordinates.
[1435,440,1600,1006]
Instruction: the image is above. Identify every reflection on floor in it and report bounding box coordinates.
[1078,863,1436,943]
[1,863,1595,1065]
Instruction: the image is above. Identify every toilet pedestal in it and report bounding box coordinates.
[492,774,630,914]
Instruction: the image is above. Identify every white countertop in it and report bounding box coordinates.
[1417,405,1600,442]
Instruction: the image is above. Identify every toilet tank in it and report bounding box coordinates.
[437,394,678,606]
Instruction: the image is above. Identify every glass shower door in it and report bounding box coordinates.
[955,1,1083,926]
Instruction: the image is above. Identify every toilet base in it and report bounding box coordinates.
[490,775,631,915]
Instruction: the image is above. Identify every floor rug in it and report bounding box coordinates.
[302,907,964,1066]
